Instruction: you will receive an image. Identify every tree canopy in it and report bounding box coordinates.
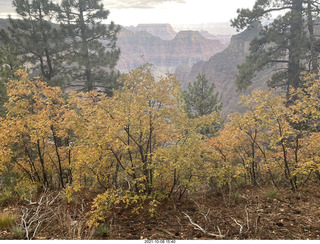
[231,0,320,94]
[0,0,67,87]
[0,0,120,92]
[184,73,222,118]
[58,0,120,93]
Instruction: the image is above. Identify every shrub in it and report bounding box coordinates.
[263,189,278,199]
[229,190,240,202]
[11,225,25,239]
[95,225,109,237]
[14,179,39,200]
[0,212,16,229]
[0,190,16,206]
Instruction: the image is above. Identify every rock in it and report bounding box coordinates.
[133,24,177,40]
[176,22,272,115]
[116,27,226,75]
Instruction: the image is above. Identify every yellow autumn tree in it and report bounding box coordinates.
[205,73,320,191]
[287,74,320,183]
[66,65,220,226]
[0,69,75,190]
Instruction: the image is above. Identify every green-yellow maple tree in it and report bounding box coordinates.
[205,74,320,190]
[0,69,75,191]
[66,65,220,225]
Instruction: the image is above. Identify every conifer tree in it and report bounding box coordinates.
[231,0,320,95]
[184,73,222,118]
[58,0,120,93]
[0,0,67,87]
[0,44,23,115]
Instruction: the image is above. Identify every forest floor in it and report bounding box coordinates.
[1,183,320,240]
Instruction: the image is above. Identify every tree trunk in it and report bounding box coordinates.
[287,0,303,94]
[79,4,93,91]
[307,0,319,74]
[37,139,48,188]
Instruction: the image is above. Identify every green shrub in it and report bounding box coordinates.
[95,225,109,237]
[229,190,239,202]
[263,189,278,199]
[14,179,39,200]
[0,212,16,229]
[0,190,16,206]
[11,225,25,239]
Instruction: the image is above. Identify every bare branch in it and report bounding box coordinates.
[231,217,243,236]
[217,226,222,237]
[155,227,176,238]
[201,208,211,222]
[183,212,225,238]
[20,191,61,239]
[245,205,250,230]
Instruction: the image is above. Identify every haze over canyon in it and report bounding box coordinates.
[116,22,266,114]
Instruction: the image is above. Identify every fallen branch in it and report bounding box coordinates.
[245,205,250,230]
[182,212,225,238]
[20,191,61,239]
[217,226,222,237]
[155,227,176,238]
[201,208,211,222]
[231,217,243,236]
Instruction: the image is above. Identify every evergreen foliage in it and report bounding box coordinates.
[0,0,121,93]
[0,44,23,115]
[58,0,121,93]
[184,73,222,118]
[231,0,320,94]
[0,0,67,88]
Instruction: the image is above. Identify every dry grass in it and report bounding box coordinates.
[0,212,16,229]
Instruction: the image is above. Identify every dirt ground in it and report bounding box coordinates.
[1,184,320,240]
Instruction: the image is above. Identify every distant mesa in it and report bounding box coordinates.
[173,22,237,36]
[199,30,217,40]
[173,30,206,40]
[126,23,177,40]
[125,23,233,44]
[116,26,226,75]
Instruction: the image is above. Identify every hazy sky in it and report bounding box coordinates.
[0,0,257,26]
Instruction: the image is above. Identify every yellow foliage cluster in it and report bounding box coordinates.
[205,75,320,190]
[0,66,220,225]
[1,66,320,226]
[0,70,75,188]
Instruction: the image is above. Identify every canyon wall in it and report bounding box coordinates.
[117,26,226,75]
[176,23,272,115]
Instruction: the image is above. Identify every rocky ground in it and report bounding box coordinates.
[1,184,320,240]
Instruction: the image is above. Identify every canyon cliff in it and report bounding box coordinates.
[127,24,177,40]
[176,23,271,115]
[116,27,226,75]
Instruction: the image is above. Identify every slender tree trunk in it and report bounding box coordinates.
[251,143,257,186]
[307,0,318,74]
[37,139,48,188]
[38,6,54,81]
[126,125,139,193]
[24,145,41,183]
[79,5,93,91]
[51,125,64,188]
[67,147,72,184]
[287,0,303,94]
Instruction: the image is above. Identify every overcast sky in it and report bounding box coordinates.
[0,0,257,26]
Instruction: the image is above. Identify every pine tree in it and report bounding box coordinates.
[0,44,24,115]
[184,73,222,118]
[0,0,67,88]
[231,0,320,95]
[58,0,120,93]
